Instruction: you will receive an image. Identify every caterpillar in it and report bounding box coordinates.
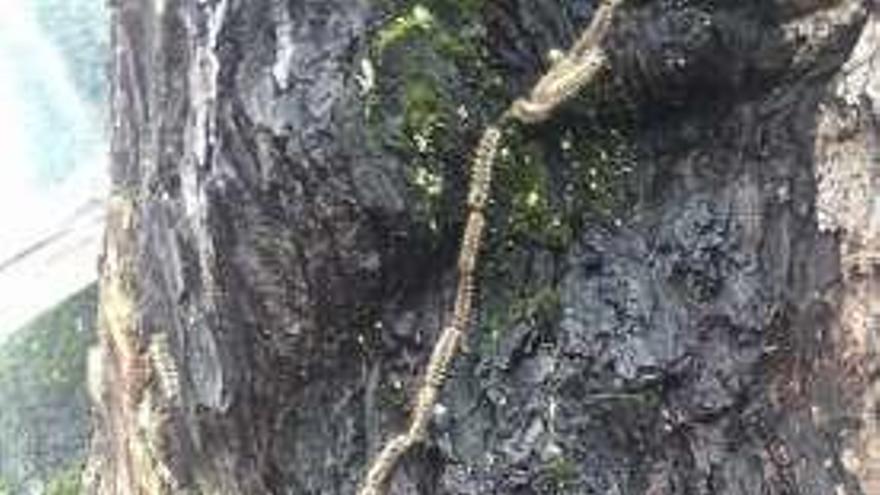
[148,332,182,406]
[467,126,502,210]
[512,0,623,124]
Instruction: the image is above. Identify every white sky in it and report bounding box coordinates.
[0,0,106,257]
[0,0,107,334]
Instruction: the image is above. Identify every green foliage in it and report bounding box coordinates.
[0,285,97,394]
[0,285,96,491]
[44,463,83,495]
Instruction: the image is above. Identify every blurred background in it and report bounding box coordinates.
[0,0,108,492]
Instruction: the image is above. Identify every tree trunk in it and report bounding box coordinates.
[85,1,880,493]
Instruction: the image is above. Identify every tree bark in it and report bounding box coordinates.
[85,1,880,494]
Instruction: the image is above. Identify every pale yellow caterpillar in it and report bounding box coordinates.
[148,332,182,406]
[512,0,623,124]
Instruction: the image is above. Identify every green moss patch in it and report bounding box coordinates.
[363,0,639,352]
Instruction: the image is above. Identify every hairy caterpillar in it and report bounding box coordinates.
[467,126,502,210]
[148,332,182,406]
[512,0,623,124]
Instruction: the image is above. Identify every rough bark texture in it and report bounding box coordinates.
[86,0,880,494]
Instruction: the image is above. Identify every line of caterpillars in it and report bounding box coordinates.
[357,1,626,494]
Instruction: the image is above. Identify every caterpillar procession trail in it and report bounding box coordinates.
[357,1,626,493]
